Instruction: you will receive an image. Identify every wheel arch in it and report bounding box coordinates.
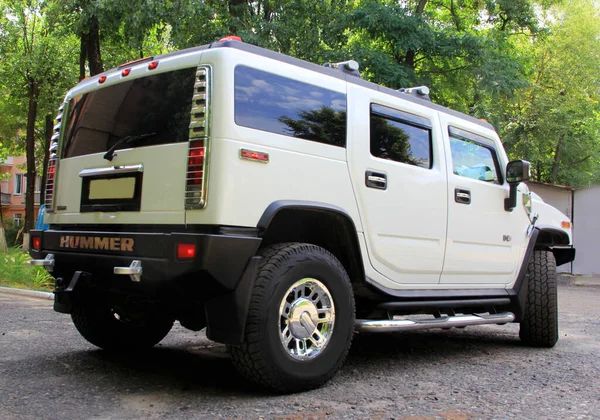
[258,200,365,289]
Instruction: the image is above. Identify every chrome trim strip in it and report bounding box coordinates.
[79,164,144,178]
[355,312,515,333]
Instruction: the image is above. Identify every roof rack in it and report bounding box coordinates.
[398,86,431,101]
[323,60,361,78]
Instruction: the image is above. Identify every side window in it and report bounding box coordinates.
[234,66,347,147]
[449,128,501,184]
[370,104,432,169]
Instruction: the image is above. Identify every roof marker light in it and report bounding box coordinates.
[122,68,131,77]
[219,35,243,42]
[148,61,159,70]
[98,76,107,84]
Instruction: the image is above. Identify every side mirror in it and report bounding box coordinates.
[505,160,530,212]
[506,160,530,184]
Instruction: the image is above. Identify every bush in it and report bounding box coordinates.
[2,219,24,248]
[0,247,54,291]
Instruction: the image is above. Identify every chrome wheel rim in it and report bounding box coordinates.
[279,278,335,360]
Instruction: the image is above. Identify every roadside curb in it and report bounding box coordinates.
[0,286,53,300]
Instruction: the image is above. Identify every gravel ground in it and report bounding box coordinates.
[1,286,599,420]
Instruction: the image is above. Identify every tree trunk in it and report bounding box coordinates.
[228,0,247,35]
[86,15,104,76]
[404,0,428,69]
[79,34,88,81]
[25,79,40,234]
[551,136,564,184]
[0,227,7,254]
[40,114,52,207]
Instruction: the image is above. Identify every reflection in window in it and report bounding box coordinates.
[63,68,196,158]
[234,66,347,147]
[370,111,431,169]
[450,136,500,183]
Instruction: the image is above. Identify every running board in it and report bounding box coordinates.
[355,312,515,333]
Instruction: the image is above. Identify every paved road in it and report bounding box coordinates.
[1,286,599,419]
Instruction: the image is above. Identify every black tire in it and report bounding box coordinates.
[519,250,558,347]
[228,243,355,393]
[71,294,174,351]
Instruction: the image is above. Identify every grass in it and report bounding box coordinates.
[0,248,54,292]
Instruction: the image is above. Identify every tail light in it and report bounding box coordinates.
[185,66,211,209]
[45,104,64,212]
[32,235,41,251]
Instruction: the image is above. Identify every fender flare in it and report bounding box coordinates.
[257,200,357,230]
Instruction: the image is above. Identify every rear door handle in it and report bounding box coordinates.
[366,171,387,190]
[455,188,471,204]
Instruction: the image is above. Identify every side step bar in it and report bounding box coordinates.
[355,312,515,333]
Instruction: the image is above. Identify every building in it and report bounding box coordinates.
[0,156,42,226]
[528,181,600,276]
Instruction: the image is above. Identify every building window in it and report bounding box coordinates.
[14,213,22,226]
[234,65,347,147]
[370,104,432,169]
[14,174,23,195]
[34,175,41,193]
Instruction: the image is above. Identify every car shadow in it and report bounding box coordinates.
[49,325,524,397]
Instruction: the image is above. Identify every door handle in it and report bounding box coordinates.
[455,188,471,204]
[366,171,387,190]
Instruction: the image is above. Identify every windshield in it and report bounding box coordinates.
[62,67,196,159]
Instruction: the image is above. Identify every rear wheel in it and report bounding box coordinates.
[519,250,558,347]
[71,294,174,351]
[228,243,355,393]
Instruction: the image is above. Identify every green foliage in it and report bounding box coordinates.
[2,219,23,248]
[0,248,54,292]
[0,0,599,187]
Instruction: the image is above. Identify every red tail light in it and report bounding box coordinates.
[185,66,211,209]
[177,243,196,260]
[45,154,57,211]
[45,105,63,213]
[32,236,41,251]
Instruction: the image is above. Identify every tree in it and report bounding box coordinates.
[0,0,78,233]
[499,0,600,186]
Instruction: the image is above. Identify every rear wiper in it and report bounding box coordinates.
[103,132,156,161]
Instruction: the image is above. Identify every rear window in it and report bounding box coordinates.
[62,68,196,159]
[234,65,347,147]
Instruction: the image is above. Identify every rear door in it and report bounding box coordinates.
[48,62,199,226]
[347,85,448,285]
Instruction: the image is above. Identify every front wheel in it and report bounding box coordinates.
[71,293,174,351]
[228,243,355,393]
[519,250,558,347]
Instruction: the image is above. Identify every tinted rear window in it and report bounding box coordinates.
[62,68,196,158]
[234,66,347,147]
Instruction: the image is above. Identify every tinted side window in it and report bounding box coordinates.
[370,105,432,169]
[449,134,501,184]
[234,66,347,147]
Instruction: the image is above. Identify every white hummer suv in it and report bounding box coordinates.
[29,38,575,393]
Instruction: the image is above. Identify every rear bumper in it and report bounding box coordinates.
[29,228,261,293]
